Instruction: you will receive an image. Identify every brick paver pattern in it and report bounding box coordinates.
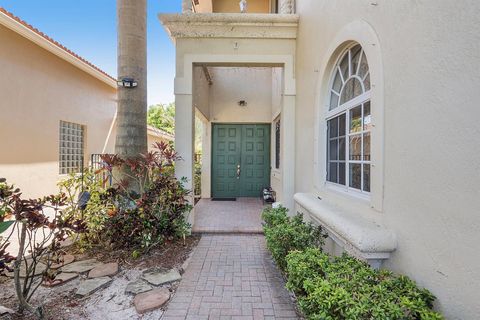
[162,235,300,320]
[193,198,265,234]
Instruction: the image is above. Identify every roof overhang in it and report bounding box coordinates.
[0,9,117,89]
[159,13,299,41]
[147,126,174,141]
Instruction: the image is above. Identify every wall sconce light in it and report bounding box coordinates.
[117,78,138,88]
[238,100,248,107]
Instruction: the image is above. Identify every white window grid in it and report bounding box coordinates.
[59,121,84,175]
[325,43,372,196]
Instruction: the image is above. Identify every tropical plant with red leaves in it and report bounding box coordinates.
[101,141,179,194]
[96,142,191,251]
[0,179,86,319]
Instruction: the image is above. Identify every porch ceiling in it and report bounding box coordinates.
[159,13,299,41]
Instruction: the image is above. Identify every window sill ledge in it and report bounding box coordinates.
[294,192,396,268]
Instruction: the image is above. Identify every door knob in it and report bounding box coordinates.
[236,164,241,179]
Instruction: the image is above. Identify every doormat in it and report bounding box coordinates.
[211,198,237,201]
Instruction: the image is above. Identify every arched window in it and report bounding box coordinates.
[326,44,371,194]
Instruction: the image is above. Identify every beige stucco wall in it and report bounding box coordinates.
[174,38,296,77]
[0,24,117,198]
[194,1,213,13]
[193,66,211,119]
[295,1,480,318]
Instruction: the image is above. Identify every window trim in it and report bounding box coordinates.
[312,21,385,212]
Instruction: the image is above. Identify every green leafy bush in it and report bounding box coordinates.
[97,142,192,251]
[261,207,326,272]
[194,160,202,197]
[262,206,289,228]
[59,142,191,253]
[104,175,191,250]
[286,248,443,320]
[261,207,443,319]
[58,168,112,249]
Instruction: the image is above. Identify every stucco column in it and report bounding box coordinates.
[279,0,294,14]
[175,93,195,224]
[282,94,296,213]
[182,0,192,13]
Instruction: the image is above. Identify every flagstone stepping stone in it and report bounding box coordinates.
[125,279,153,295]
[59,238,74,248]
[142,269,181,286]
[61,259,102,274]
[7,261,48,278]
[133,288,170,314]
[76,277,112,297]
[88,262,119,278]
[50,255,75,269]
[0,306,15,315]
[43,272,78,287]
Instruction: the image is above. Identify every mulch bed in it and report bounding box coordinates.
[69,235,200,270]
[0,235,200,320]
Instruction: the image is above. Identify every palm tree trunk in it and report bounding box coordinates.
[116,0,148,169]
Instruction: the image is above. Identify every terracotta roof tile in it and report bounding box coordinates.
[0,7,116,82]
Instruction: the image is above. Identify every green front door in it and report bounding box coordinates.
[212,124,271,198]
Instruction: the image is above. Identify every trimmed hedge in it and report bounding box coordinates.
[262,207,444,320]
[261,206,326,272]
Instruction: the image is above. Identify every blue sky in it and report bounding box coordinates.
[0,0,180,106]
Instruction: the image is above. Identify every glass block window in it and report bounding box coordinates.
[59,121,85,174]
[326,44,371,194]
[275,118,281,169]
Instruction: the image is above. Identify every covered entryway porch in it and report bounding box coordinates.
[160,13,298,228]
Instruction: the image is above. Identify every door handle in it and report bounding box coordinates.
[236,164,241,179]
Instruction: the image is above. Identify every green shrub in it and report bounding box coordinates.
[261,206,289,227]
[104,175,191,250]
[194,160,202,197]
[98,143,192,251]
[59,168,112,249]
[59,142,191,253]
[286,248,443,320]
[261,207,326,272]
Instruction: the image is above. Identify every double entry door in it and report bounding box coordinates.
[212,124,271,198]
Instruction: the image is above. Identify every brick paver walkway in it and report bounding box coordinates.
[193,198,265,234]
[162,235,300,320]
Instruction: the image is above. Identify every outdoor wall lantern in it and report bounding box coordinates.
[117,78,138,88]
[238,100,248,107]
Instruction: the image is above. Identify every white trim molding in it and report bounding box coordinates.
[159,13,299,40]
